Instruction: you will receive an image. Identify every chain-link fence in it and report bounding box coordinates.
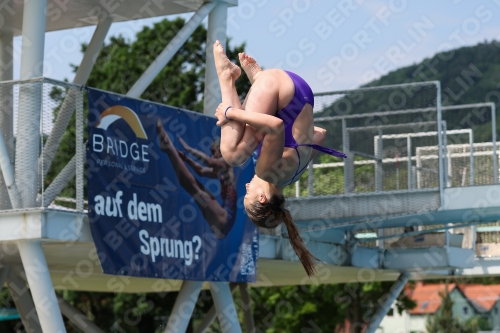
[0,77,85,212]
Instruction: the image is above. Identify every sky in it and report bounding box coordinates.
[14,0,500,94]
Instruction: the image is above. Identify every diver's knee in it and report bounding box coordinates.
[221,150,246,166]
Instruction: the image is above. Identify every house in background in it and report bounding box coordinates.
[377,282,500,333]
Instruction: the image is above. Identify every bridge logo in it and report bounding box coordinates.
[96,105,148,139]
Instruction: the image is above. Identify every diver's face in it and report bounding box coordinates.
[243,176,263,209]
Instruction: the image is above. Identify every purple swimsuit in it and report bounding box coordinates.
[254,70,347,186]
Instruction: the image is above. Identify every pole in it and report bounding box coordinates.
[210,282,242,333]
[435,82,444,208]
[194,283,238,333]
[58,297,105,333]
[203,1,228,116]
[470,130,474,186]
[128,3,216,99]
[492,102,498,184]
[238,283,255,333]
[365,272,411,333]
[18,242,67,333]
[7,268,42,333]
[0,32,13,210]
[407,138,412,189]
[164,280,202,333]
[15,0,47,208]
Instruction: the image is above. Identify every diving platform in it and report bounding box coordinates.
[0,0,500,331]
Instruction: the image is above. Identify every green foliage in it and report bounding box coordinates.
[46,17,251,196]
[0,288,21,332]
[426,288,478,333]
[245,281,415,333]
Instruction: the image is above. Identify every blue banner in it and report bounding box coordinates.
[86,88,258,282]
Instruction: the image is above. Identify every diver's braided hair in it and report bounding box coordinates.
[245,194,321,277]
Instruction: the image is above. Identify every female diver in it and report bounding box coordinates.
[212,40,346,276]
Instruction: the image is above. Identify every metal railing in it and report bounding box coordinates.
[293,100,497,199]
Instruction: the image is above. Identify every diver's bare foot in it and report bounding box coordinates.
[239,52,262,84]
[213,40,241,82]
[156,119,172,153]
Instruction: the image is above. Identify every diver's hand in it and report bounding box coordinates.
[156,119,171,152]
[215,103,232,126]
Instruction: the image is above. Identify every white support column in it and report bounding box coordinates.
[203,1,228,116]
[435,82,445,207]
[365,272,411,333]
[411,166,417,189]
[18,242,66,333]
[194,283,238,333]
[7,268,42,333]
[164,280,202,333]
[469,129,474,186]
[38,17,112,182]
[441,121,449,189]
[210,282,242,333]
[128,3,216,99]
[492,102,498,184]
[307,161,313,196]
[407,137,412,189]
[75,90,84,211]
[58,297,105,333]
[374,129,383,192]
[416,153,422,189]
[342,119,354,194]
[15,0,47,208]
[0,31,14,210]
[0,129,22,208]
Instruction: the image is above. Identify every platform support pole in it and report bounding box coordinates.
[58,296,105,333]
[203,1,228,116]
[194,283,238,333]
[375,129,383,192]
[342,119,354,194]
[238,283,255,333]
[365,272,411,333]
[492,102,498,184]
[18,242,66,333]
[164,280,202,333]
[210,282,242,333]
[128,2,215,99]
[0,31,13,210]
[7,268,42,333]
[16,0,47,208]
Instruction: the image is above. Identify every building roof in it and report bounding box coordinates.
[407,282,456,315]
[458,284,500,312]
[407,282,500,315]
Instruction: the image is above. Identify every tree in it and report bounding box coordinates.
[426,286,478,333]
[46,17,252,194]
[245,281,416,333]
